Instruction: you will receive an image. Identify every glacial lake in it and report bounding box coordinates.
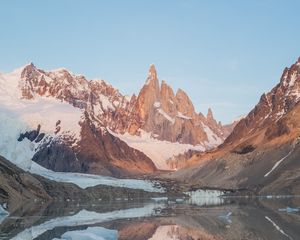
[1,195,300,240]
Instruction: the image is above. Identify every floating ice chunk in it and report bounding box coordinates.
[278,207,299,213]
[218,212,232,224]
[185,189,224,206]
[0,204,8,215]
[54,227,117,240]
[151,197,168,202]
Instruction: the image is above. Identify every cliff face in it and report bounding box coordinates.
[171,58,300,195]
[131,64,232,146]
[224,57,300,149]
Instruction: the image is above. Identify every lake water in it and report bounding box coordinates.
[1,195,300,240]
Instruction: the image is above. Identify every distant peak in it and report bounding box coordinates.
[19,62,37,75]
[21,62,35,70]
[145,64,159,87]
[147,64,157,78]
[207,108,214,120]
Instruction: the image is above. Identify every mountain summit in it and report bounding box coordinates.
[0,63,235,174]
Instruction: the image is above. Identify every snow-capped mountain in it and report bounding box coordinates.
[0,63,233,174]
[0,64,156,176]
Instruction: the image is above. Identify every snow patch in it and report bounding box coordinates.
[265,216,292,240]
[185,190,224,206]
[157,108,175,124]
[0,204,8,215]
[177,112,192,120]
[201,123,223,148]
[99,94,115,111]
[153,101,161,108]
[264,143,295,177]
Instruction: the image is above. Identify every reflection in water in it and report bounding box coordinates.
[1,195,300,240]
[53,227,117,240]
[9,203,164,240]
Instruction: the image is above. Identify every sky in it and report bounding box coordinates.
[0,0,300,123]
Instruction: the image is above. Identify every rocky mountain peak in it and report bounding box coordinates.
[148,64,157,78]
[145,64,159,90]
[207,108,213,120]
[175,88,195,116]
[224,57,300,147]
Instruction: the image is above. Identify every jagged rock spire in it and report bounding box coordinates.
[207,108,214,120]
[145,64,159,87]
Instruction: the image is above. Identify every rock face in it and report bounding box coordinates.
[224,57,300,149]
[130,64,232,146]
[172,57,300,195]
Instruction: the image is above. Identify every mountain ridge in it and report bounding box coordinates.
[0,63,234,174]
[170,57,300,195]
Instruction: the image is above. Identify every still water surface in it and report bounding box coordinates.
[1,195,300,240]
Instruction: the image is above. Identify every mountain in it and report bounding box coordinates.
[171,57,300,195]
[0,63,233,173]
[131,64,230,146]
[0,64,156,177]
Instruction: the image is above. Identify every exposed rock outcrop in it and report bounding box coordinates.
[171,57,300,195]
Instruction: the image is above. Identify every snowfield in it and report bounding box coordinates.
[108,129,205,170]
[0,112,163,192]
[30,162,163,192]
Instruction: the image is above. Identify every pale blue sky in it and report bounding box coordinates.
[1,0,300,123]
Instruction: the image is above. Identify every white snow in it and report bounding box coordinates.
[288,72,297,88]
[108,129,205,170]
[0,99,83,170]
[157,108,175,124]
[30,162,163,192]
[201,123,223,148]
[53,227,117,240]
[0,204,8,215]
[0,204,8,224]
[265,216,292,240]
[264,143,295,177]
[153,101,161,108]
[176,111,192,120]
[99,94,115,111]
[11,203,163,240]
[185,189,224,206]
